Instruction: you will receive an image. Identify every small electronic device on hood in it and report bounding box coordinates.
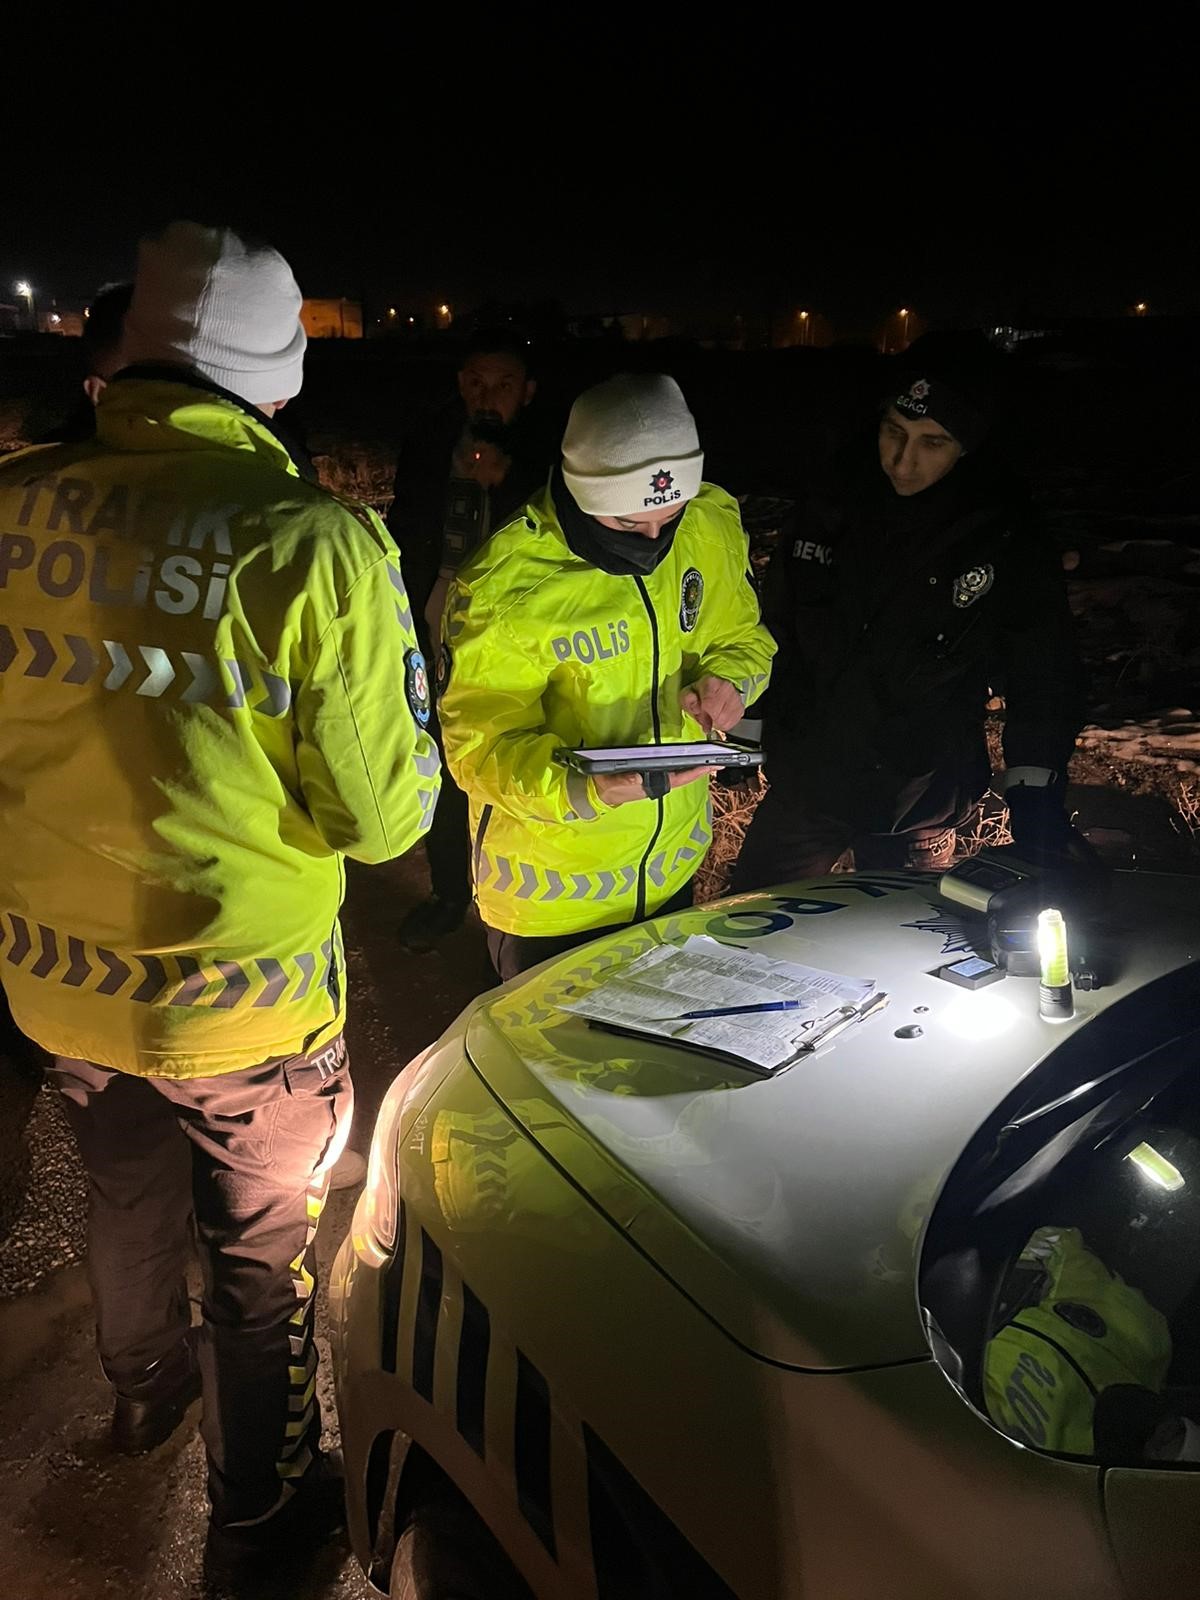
[937,853,1041,917]
[937,848,1107,987]
[936,954,1007,991]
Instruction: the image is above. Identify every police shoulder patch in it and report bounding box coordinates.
[405,648,432,727]
[1053,1301,1108,1340]
[680,567,704,633]
[952,563,995,609]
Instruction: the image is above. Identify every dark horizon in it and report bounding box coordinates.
[5,81,1197,332]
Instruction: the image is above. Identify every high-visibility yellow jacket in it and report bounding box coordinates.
[984,1226,1172,1456]
[438,481,775,936]
[0,375,440,1079]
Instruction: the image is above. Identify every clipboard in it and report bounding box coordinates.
[555,935,883,1075]
[583,992,890,1079]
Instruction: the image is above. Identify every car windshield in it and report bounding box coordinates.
[920,964,1200,1470]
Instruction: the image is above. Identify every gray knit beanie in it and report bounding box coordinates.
[120,221,306,405]
[562,373,704,516]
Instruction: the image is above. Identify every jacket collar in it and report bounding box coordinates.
[98,365,315,480]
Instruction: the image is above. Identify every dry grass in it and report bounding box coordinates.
[694,771,768,903]
[953,791,1014,859]
[954,715,1015,858]
[0,406,33,456]
[1171,778,1200,843]
[697,770,1016,894]
[310,440,395,511]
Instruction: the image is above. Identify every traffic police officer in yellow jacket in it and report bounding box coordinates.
[985,1226,1172,1457]
[0,224,439,1579]
[439,373,775,979]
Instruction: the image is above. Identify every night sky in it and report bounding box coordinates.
[4,68,1196,335]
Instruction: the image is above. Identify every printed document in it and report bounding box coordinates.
[557,935,876,1072]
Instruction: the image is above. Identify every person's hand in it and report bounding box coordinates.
[594,766,717,807]
[452,431,510,488]
[679,676,745,736]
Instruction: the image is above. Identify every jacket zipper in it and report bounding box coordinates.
[632,577,664,924]
[472,803,493,901]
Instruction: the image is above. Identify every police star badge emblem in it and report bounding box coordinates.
[680,567,704,633]
[952,563,995,609]
[650,468,674,495]
[405,648,432,727]
[1053,1301,1108,1340]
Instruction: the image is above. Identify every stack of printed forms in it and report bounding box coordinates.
[556,934,878,1073]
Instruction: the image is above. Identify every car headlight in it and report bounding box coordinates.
[352,1065,416,1266]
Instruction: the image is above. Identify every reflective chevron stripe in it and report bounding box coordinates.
[0,915,336,1008]
[26,629,56,677]
[276,1162,331,1489]
[387,562,414,632]
[477,844,703,908]
[674,816,712,870]
[564,770,598,822]
[63,634,97,684]
[733,671,770,702]
[0,624,291,715]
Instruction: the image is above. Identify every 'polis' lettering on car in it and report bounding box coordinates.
[551,619,631,665]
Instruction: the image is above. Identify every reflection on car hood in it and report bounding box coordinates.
[464,872,1200,1369]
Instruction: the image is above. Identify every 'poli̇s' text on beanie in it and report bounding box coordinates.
[561,373,704,517]
[120,221,307,406]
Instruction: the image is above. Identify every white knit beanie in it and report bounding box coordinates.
[561,373,704,516]
[120,221,306,405]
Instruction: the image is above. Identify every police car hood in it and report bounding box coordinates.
[464,873,1200,1369]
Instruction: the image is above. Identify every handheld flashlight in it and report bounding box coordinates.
[1037,907,1074,1022]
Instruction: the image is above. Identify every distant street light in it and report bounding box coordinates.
[1134,301,1149,316]
[15,280,34,330]
[899,306,911,348]
[437,302,451,328]
[797,308,811,347]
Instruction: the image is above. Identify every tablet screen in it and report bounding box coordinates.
[574,742,745,764]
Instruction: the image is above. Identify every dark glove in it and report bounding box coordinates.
[1005,784,1078,861]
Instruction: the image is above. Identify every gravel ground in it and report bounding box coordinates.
[0,1087,88,1298]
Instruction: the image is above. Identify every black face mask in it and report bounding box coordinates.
[552,467,682,576]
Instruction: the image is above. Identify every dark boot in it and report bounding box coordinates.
[111,1335,201,1454]
[203,1451,347,1597]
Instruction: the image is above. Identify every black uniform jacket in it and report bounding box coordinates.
[761,447,1085,833]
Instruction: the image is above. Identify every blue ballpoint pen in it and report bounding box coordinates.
[671,998,807,1021]
[667,993,889,1032]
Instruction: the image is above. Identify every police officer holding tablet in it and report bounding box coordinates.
[438,373,776,979]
